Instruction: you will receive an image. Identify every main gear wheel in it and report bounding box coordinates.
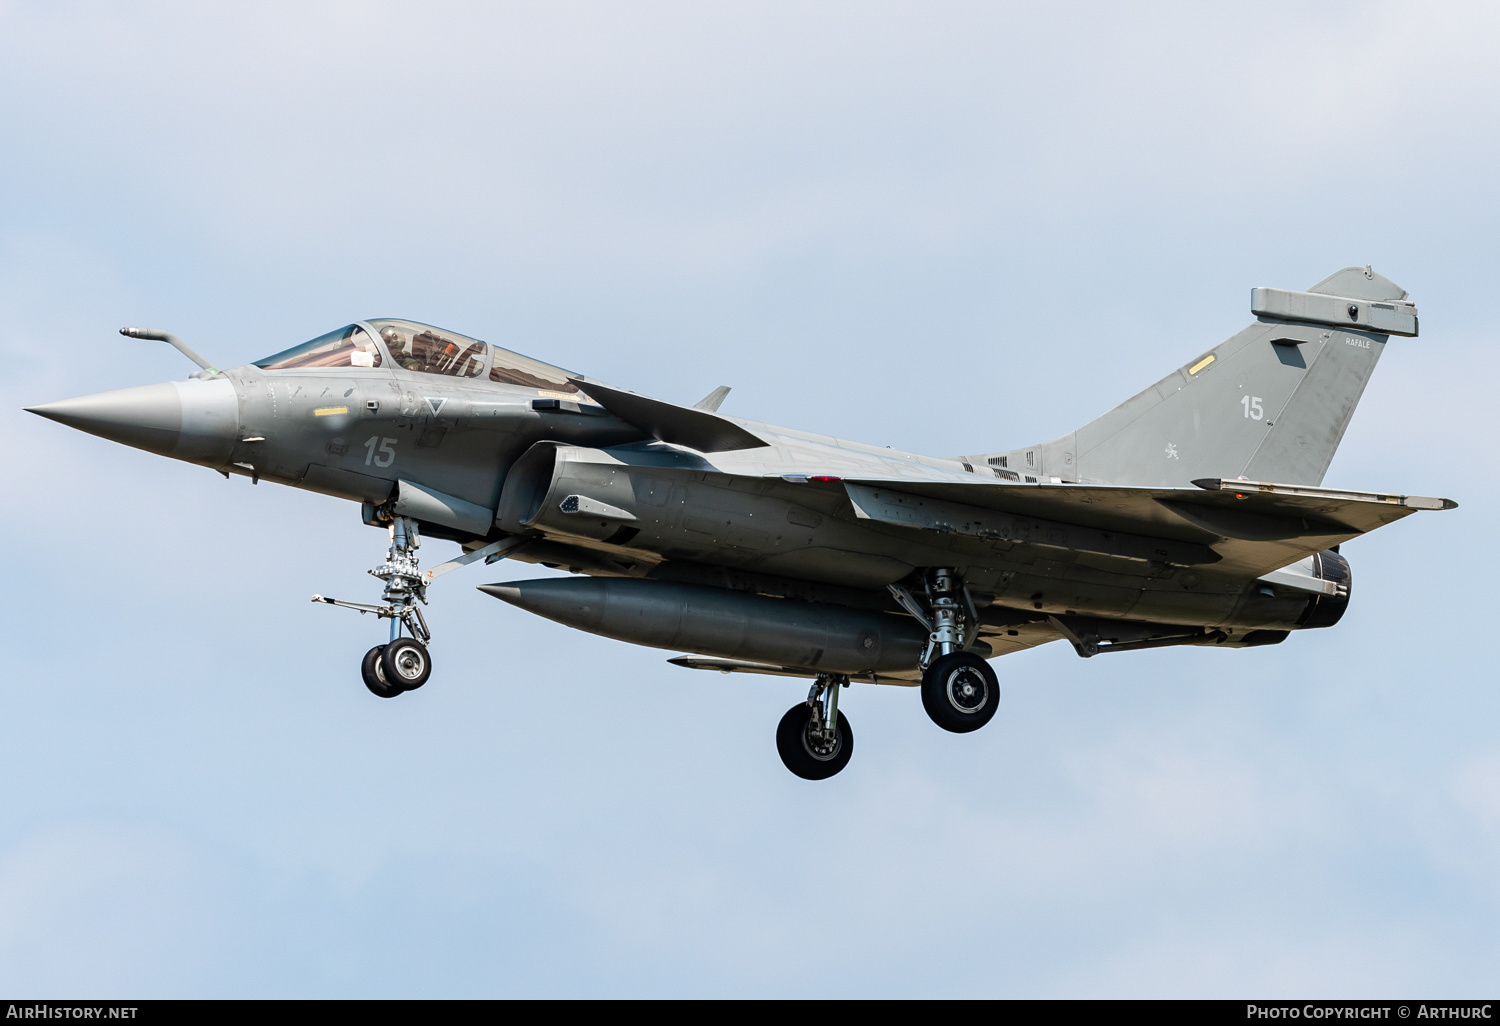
[921,651,999,733]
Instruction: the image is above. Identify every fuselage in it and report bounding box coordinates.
[29,318,1328,650]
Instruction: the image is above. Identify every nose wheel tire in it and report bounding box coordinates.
[380,637,432,691]
[361,645,403,699]
[776,703,854,780]
[921,652,999,733]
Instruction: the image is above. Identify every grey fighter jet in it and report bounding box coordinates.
[27,266,1455,779]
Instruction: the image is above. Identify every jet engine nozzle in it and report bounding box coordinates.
[26,378,240,467]
[1296,549,1352,630]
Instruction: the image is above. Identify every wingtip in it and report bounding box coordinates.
[1402,495,1460,511]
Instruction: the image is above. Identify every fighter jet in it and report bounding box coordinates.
[27,266,1454,779]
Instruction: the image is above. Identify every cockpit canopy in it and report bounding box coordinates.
[253,319,582,393]
[254,324,383,370]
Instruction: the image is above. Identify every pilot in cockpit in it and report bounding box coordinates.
[381,325,414,370]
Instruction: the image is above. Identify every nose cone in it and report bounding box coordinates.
[27,378,239,466]
[479,578,607,632]
[478,583,524,605]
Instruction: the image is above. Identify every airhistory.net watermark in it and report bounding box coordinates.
[5,1007,138,1020]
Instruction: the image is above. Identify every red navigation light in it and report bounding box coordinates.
[809,475,842,483]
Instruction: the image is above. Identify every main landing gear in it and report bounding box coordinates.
[775,568,999,779]
[777,674,854,780]
[891,568,1001,734]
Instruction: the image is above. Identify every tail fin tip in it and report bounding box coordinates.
[1307,265,1407,302]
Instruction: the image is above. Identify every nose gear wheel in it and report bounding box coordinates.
[381,637,431,690]
[361,644,402,699]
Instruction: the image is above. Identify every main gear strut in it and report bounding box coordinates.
[888,568,981,668]
[889,569,1000,734]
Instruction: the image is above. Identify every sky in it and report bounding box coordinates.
[1,0,1498,997]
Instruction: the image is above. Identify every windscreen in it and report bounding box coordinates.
[254,325,383,370]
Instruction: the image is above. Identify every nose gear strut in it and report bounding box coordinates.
[313,515,433,697]
[315,515,431,640]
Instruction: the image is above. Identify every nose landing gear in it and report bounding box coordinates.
[314,514,434,699]
[317,517,522,697]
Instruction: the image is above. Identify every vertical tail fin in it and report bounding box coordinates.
[971,267,1417,488]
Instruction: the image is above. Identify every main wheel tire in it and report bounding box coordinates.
[361,645,402,699]
[776,703,854,780]
[380,638,432,691]
[921,652,999,733]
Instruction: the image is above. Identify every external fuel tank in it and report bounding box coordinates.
[479,577,932,675]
